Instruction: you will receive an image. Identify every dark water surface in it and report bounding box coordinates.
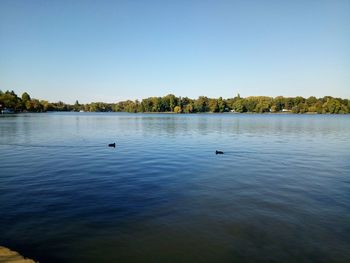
[1,113,350,263]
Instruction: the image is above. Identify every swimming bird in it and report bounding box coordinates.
[108,143,116,148]
[216,150,224,154]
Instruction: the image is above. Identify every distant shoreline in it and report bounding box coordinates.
[1,90,349,114]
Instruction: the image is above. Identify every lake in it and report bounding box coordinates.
[0,113,349,263]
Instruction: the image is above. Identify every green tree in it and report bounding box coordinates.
[1,90,22,111]
[194,96,209,112]
[232,99,245,113]
[322,98,342,114]
[217,97,226,112]
[243,97,258,112]
[273,96,285,111]
[73,100,80,112]
[183,103,194,113]
[174,106,182,113]
[255,97,272,113]
[209,99,219,112]
[306,96,317,106]
[21,92,31,110]
[163,94,177,112]
[270,105,277,113]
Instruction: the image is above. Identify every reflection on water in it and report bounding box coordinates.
[0,113,350,263]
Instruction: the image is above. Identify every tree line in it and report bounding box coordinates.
[1,90,349,114]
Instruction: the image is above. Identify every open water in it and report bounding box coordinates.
[0,113,349,263]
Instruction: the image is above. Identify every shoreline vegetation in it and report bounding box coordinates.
[1,90,349,114]
[0,246,36,263]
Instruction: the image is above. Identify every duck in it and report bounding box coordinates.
[216,150,224,155]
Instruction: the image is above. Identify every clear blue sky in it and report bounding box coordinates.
[1,0,349,103]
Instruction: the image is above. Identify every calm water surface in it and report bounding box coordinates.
[0,113,350,263]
